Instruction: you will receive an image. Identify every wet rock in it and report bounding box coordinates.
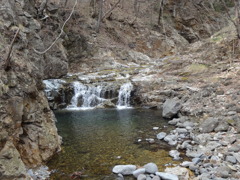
[162,98,182,119]
[156,172,178,180]
[133,168,146,178]
[199,117,219,133]
[144,163,158,174]
[112,165,136,175]
[169,150,180,160]
[157,132,167,140]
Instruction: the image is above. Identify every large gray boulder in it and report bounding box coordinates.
[162,98,182,119]
[144,163,158,174]
[199,117,219,133]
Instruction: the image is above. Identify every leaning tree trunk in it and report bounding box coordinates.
[96,0,103,33]
[158,0,164,25]
[235,0,240,44]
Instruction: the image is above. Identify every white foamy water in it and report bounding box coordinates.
[117,82,133,109]
[67,81,105,110]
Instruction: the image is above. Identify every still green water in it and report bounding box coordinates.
[48,109,176,179]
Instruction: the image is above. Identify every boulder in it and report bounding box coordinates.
[133,168,146,178]
[162,98,182,119]
[144,163,158,174]
[199,117,219,133]
[112,165,136,175]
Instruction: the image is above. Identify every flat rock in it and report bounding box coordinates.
[165,167,189,180]
[157,132,167,140]
[156,172,179,180]
[144,163,158,174]
[112,165,136,175]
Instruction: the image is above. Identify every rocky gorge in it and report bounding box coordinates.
[0,0,240,180]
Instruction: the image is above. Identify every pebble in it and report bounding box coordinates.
[153,127,159,130]
[156,132,167,140]
[146,138,155,143]
[169,150,180,160]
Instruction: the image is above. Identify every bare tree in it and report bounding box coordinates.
[234,0,240,43]
[158,0,164,25]
[4,28,20,71]
[101,0,121,21]
[221,0,240,44]
[96,0,103,33]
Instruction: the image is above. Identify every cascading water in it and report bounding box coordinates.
[67,81,105,110]
[117,82,133,109]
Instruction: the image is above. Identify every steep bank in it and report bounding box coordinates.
[0,1,68,178]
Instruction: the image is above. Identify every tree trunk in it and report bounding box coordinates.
[134,0,138,17]
[234,0,240,42]
[96,0,103,33]
[101,0,121,21]
[4,28,20,71]
[158,0,164,25]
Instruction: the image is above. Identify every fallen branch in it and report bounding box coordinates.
[4,28,20,71]
[33,0,78,54]
[101,0,121,21]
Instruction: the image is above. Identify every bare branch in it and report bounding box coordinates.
[33,0,78,55]
[4,28,20,71]
[101,0,121,21]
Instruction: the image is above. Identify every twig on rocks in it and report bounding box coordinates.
[4,27,20,71]
[33,0,78,55]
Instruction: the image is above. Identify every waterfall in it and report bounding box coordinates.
[117,82,133,109]
[43,79,65,100]
[67,81,105,110]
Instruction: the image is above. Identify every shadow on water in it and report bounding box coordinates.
[47,108,178,180]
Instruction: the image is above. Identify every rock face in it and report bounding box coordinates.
[162,98,182,119]
[0,0,67,178]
